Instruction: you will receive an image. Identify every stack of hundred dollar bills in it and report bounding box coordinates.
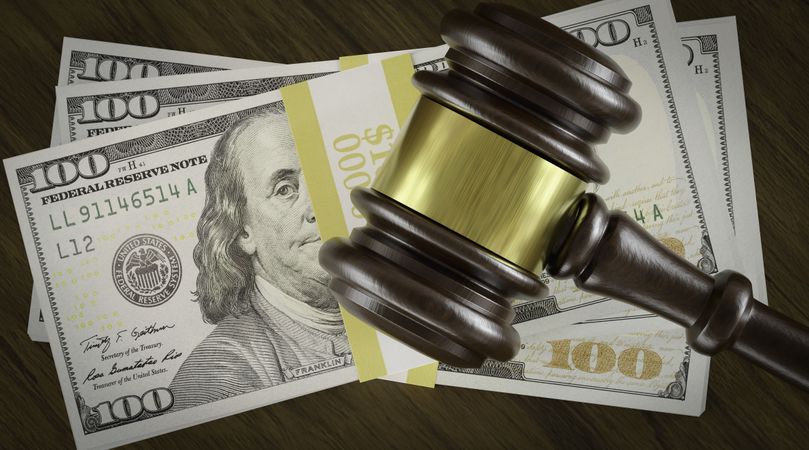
[4,0,767,448]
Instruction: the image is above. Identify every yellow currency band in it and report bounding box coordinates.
[283,54,438,386]
[339,54,369,70]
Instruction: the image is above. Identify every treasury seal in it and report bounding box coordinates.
[112,234,181,307]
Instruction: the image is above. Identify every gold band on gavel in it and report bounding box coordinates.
[373,97,586,274]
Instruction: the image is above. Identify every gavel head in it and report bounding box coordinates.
[319,3,641,367]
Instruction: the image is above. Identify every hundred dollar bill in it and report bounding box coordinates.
[569,16,769,330]
[680,17,766,302]
[514,0,736,329]
[55,60,338,144]
[6,89,357,448]
[438,323,709,415]
[28,38,280,342]
[58,37,278,86]
[436,13,771,415]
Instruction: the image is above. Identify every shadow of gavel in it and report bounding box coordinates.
[319,3,809,390]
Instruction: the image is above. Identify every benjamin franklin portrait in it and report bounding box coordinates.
[169,106,349,411]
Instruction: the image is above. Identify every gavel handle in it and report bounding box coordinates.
[547,194,809,391]
[733,303,809,390]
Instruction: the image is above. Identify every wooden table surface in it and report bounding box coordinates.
[1,0,808,448]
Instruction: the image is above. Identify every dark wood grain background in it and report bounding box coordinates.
[1,0,808,448]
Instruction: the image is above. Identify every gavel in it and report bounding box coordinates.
[319,3,809,390]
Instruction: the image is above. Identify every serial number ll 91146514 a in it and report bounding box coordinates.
[48,178,198,232]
